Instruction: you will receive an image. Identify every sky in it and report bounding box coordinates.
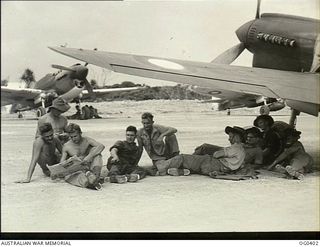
[1,0,319,87]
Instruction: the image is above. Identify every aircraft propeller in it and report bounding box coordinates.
[51,64,96,99]
[211,0,261,64]
[211,43,245,64]
[255,0,261,19]
[51,64,76,72]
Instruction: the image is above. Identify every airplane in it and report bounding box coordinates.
[48,0,320,127]
[1,63,144,117]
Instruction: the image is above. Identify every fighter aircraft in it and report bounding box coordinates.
[48,0,320,127]
[1,63,143,117]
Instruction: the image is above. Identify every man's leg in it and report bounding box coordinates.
[90,154,103,177]
[165,134,180,158]
[200,157,228,176]
[126,166,147,182]
[64,171,89,188]
[106,161,128,184]
[154,155,191,176]
[193,144,222,155]
[38,153,60,177]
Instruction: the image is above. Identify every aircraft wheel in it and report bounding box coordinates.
[260,105,270,115]
[37,107,46,118]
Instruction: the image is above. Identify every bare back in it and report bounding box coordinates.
[36,113,68,137]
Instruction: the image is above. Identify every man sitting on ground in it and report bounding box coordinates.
[253,115,282,166]
[36,97,70,144]
[106,126,147,184]
[136,112,180,175]
[60,123,105,190]
[155,126,246,177]
[243,127,263,169]
[16,123,62,183]
[267,128,313,180]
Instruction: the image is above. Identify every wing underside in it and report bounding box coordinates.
[49,47,320,116]
[1,87,42,107]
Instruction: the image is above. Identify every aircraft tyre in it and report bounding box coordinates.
[260,105,270,115]
[37,107,46,118]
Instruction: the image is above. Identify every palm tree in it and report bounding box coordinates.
[20,68,35,88]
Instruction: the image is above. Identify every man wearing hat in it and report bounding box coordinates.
[155,126,246,177]
[253,115,282,166]
[267,128,313,180]
[36,97,70,143]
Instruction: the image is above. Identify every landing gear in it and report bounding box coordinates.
[18,111,23,118]
[259,105,270,115]
[289,108,300,128]
[36,106,46,118]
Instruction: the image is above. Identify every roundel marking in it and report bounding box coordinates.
[148,58,185,70]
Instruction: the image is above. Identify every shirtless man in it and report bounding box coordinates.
[16,123,62,183]
[61,123,105,189]
[36,97,70,143]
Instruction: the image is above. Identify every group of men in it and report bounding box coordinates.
[67,104,102,120]
[16,97,314,190]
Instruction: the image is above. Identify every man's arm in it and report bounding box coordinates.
[213,149,226,159]
[35,118,45,138]
[16,138,43,183]
[82,137,105,163]
[156,125,177,142]
[267,143,301,170]
[60,145,69,162]
[110,147,120,162]
[135,135,144,166]
[55,137,63,154]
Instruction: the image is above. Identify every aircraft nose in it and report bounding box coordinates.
[236,20,254,43]
[77,66,88,79]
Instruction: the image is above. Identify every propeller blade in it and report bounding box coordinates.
[51,64,76,72]
[310,34,320,72]
[255,0,261,19]
[211,43,245,64]
[84,79,96,99]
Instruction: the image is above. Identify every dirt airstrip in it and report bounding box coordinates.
[1,100,319,232]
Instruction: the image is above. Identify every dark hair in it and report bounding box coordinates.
[246,127,263,138]
[65,123,82,134]
[141,112,154,121]
[126,125,137,134]
[253,115,274,127]
[38,123,53,135]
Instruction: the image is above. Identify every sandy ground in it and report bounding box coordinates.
[1,100,319,232]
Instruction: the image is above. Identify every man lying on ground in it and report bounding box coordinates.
[193,127,263,170]
[267,128,314,180]
[16,123,62,183]
[105,126,147,184]
[60,123,105,190]
[154,126,246,177]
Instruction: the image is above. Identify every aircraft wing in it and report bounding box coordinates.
[49,47,320,116]
[82,86,144,96]
[1,87,42,107]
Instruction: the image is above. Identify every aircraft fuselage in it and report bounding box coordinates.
[237,13,319,72]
